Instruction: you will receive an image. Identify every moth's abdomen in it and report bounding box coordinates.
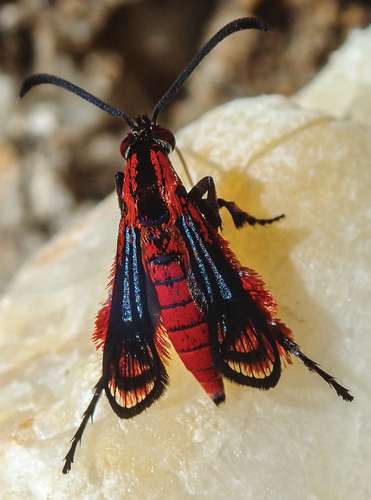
[144,230,225,405]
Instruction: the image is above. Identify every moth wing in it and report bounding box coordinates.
[178,207,282,389]
[97,224,169,418]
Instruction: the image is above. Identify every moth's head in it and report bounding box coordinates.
[120,115,176,159]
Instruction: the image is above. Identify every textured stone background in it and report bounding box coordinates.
[0,1,370,499]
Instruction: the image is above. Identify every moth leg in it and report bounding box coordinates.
[280,337,354,402]
[188,176,284,229]
[115,172,125,216]
[62,377,105,474]
[218,198,284,229]
[188,176,222,229]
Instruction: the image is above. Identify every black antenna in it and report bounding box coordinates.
[151,17,268,123]
[20,17,267,127]
[20,74,135,128]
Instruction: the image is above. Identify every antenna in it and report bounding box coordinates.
[20,18,267,126]
[20,74,134,128]
[151,17,267,122]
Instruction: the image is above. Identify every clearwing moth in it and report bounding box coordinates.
[20,17,353,474]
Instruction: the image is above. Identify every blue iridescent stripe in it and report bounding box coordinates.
[182,214,232,301]
[122,226,143,322]
[131,229,143,319]
[122,226,132,321]
[181,214,214,303]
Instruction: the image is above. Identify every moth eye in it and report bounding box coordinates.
[152,126,176,151]
[120,135,134,159]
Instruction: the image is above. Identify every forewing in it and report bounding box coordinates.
[178,205,281,389]
[102,224,168,418]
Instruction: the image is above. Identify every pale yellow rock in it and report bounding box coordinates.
[0,95,369,498]
[295,24,371,126]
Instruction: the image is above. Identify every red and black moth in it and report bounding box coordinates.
[21,17,353,474]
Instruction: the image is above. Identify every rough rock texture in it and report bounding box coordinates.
[295,23,371,126]
[0,94,369,498]
[1,11,371,500]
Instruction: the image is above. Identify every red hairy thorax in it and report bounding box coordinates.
[122,148,183,227]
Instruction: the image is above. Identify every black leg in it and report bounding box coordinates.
[218,199,284,229]
[188,176,222,229]
[188,176,284,230]
[280,337,353,402]
[62,377,105,474]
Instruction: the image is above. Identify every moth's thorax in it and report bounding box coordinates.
[122,142,183,227]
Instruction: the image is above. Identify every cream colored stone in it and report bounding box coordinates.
[0,96,369,498]
[295,24,371,126]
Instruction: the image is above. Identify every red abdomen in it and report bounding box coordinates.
[142,224,225,404]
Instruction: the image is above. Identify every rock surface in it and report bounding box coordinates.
[1,20,371,500]
[295,24,371,126]
[0,93,369,498]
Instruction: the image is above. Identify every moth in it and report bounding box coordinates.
[20,17,353,474]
